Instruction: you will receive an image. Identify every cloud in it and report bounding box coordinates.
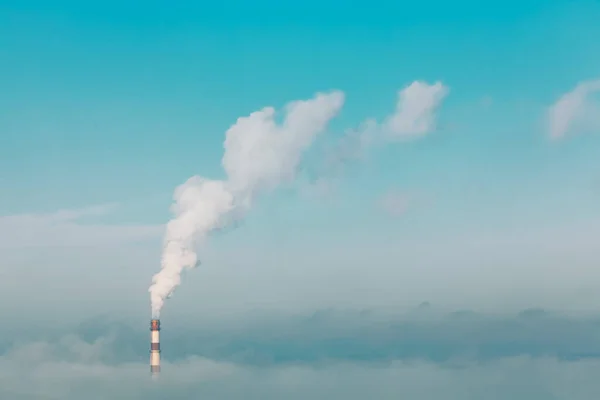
[10,308,600,368]
[60,308,600,367]
[5,349,600,400]
[0,204,162,249]
[306,81,449,193]
[548,78,600,139]
[223,90,346,197]
[2,310,600,399]
[383,80,449,139]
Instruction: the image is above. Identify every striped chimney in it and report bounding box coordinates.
[150,319,160,376]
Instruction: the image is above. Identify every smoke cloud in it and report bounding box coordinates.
[306,81,449,193]
[149,91,345,318]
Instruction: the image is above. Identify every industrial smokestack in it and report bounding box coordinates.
[150,319,160,377]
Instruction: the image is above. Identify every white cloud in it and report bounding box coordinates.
[548,78,600,139]
[1,335,600,399]
[223,91,345,197]
[0,204,162,249]
[384,80,449,139]
[352,80,449,149]
[306,81,449,194]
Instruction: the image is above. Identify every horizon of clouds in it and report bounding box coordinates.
[2,308,600,399]
[38,307,600,366]
[5,346,598,400]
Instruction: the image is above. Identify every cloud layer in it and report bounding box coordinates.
[3,309,600,399]
[53,308,600,367]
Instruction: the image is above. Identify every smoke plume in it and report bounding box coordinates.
[304,81,448,195]
[149,91,345,318]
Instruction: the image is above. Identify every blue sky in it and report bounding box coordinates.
[1,0,599,309]
[1,0,600,311]
[2,0,600,398]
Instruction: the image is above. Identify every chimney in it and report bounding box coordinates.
[150,319,160,377]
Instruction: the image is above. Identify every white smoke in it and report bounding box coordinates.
[149,91,345,318]
[305,81,449,194]
[384,80,449,138]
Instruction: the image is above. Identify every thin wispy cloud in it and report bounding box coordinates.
[548,78,600,139]
[0,204,162,249]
